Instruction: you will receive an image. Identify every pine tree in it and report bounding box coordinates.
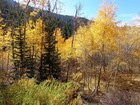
[25,51,36,78]
[12,24,36,79]
[12,25,27,79]
[40,15,61,81]
[11,1,37,79]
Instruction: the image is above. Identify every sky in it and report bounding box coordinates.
[15,0,140,26]
[60,0,140,26]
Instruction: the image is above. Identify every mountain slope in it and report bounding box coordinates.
[0,0,88,24]
[0,0,89,38]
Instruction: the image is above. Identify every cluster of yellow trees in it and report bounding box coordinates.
[59,2,140,93]
[0,0,140,93]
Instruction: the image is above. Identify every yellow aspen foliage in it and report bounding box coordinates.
[39,0,48,7]
[0,17,11,51]
[91,1,118,52]
[63,24,96,60]
[125,26,140,56]
[0,17,4,58]
[0,17,4,35]
[29,10,38,17]
[53,28,79,60]
[26,18,44,56]
[63,40,76,59]
[0,17,11,75]
[54,28,64,53]
[64,1,119,60]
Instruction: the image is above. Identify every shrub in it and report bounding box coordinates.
[0,79,81,105]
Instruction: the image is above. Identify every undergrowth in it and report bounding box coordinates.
[0,79,83,105]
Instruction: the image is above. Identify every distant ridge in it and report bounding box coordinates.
[0,0,88,24]
[0,0,89,38]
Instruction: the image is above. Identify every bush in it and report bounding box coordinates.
[0,79,82,105]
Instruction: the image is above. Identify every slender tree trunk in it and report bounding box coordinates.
[113,62,119,88]
[39,37,43,81]
[106,69,113,92]
[6,51,10,72]
[94,66,97,92]
[96,66,102,94]
[1,51,4,71]
[65,61,70,82]
[39,7,44,81]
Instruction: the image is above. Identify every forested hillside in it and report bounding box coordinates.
[0,0,140,105]
[0,0,88,39]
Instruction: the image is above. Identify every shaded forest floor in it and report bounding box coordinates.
[0,71,140,105]
[80,72,140,104]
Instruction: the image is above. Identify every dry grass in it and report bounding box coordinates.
[100,89,140,105]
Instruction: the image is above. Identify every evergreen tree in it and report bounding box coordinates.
[40,15,61,81]
[12,26,27,79]
[25,47,36,78]
[62,22,74,39]
[13,24,36,79]
[10,1,37,79]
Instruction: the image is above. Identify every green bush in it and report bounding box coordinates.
[0,79,81,105]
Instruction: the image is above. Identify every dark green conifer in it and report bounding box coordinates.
[40,15,61,81]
